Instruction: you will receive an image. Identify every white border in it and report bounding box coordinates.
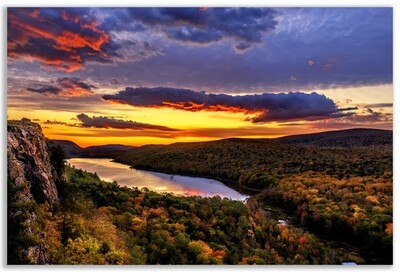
[1,1,397,271]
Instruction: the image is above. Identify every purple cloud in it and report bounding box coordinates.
[27,85,62,95]
[102,87,356,123]
[112,8,278,52]
[77,113,181,131]
[26,77,96,97]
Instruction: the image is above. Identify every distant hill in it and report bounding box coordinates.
[114,128,392,192]
[51,140,83,157]
[52,128,392,160]
[276,128,392,147]
[83,144,135,153]
[81,144,135,158]
[51,140,134,158]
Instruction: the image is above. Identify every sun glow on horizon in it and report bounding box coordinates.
[7,83,393,147]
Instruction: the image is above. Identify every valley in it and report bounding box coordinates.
[55,128,392,264]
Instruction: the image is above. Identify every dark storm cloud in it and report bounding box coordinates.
[27,85,62,95]
[112,8,278,52]
[76,113,181,131]
[102,87,355,123]
[26,77,96,97]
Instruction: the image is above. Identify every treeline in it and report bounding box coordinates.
[10,164,356,264]
[277,128,392,147]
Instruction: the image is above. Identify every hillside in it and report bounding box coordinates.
[114,128,392,191]
[51,140,134,158]
[276,128,392,147]
[51,140,83,157]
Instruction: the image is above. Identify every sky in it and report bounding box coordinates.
[7,7,393,147]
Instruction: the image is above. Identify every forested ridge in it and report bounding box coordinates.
[115,133,392,191]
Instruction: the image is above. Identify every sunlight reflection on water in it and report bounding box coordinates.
[67,158,248,201]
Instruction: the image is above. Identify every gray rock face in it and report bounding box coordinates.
[7,119,59,205]
[7,119,61,264]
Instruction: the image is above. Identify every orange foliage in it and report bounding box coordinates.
[385,223,393,236]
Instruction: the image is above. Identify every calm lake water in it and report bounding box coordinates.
[67,158,249,201]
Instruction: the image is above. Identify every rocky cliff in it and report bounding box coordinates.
[7,118,62,264]
[8,118,60,204]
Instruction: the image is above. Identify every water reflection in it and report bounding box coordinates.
[67,158,248,201]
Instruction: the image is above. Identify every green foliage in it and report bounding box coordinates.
[7,181,39,264]
[114,138,392,191]
[48,143,66,175]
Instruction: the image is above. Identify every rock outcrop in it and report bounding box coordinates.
[7,118,59,205]
[7,118,62,264]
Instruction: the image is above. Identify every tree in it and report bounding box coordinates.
[7,181,39,264]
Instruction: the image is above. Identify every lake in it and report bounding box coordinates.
[67,158,249,201]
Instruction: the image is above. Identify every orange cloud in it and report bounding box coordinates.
[8,8,111,72]
[56,30,109,53]
[160,101,254,114]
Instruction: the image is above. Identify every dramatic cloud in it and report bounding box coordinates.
[56,77,97,96]
[111,8,278,52]
[26,77,96,97]
[27,85,62,95]
[108,32,163,62]
[7,8,167,72]
[76,113,181,131]
[7,8,115,72]
[7,8,393,91]
[102,87,355,123]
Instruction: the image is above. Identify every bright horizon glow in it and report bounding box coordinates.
[7,83,393,147]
